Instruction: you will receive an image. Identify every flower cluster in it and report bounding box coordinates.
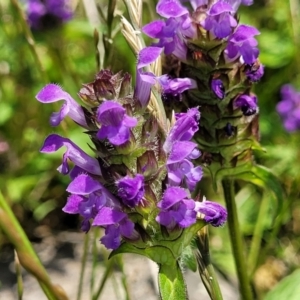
[140,0,264,180]
[142,0,264,114]
[277,85,300,132]
[37,65,227,251]
[26,0,73,30]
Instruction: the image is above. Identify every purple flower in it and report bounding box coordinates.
[201,1,237,39]
[234,94,258,116]
[117,175,145,207]
[211,79,225,99]
[143,16,193,58]
[225,25,260,64]
[63,174,107,232]
[96,101,137,145]
[163,107,200,153]
[195,200,227,227]
[93,207,135,249]
[36,84,88,128]
[156,187,197,229]
[158,75,197,96]
[166,141,203,191]
[40,134,101,175]
[245,61,264,82]
[27,0,73,30]
[163,108,202,192]
[276,85,300,132]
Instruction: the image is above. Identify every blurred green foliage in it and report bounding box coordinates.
[0,0,300,299]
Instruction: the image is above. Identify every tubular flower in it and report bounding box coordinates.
[36,84,88,128]
[96,101,137,146]
[201,1,237,39]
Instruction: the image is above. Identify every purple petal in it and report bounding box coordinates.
[195,201,227,227]
[158,186,188,209]
[158,76,197,96]
[137,47,163,69]
[100,225,121,249]
[119,219,135,238]
[209,2,234,15]
[211,79,225,99]
[134,70,156,107]
[157,0,188,18]
[97,101,125,127]
[92,207,126,226]
[167,141,198,163]
[234,94,258,116]
[36,84,87,128]
[62,194,84,214]
[40,134,101,175]
[230,25,260,43]
[117,174,144,207]
[142,20,165,38]
[163,107,200,153]
[66,174,103,195]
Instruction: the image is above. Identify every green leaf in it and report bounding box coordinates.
[180,245,197,272]
[158,263,188,300]
[235,164,285,218]
[264,269,300,300]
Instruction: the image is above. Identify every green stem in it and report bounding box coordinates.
[196,227,223,300]
[158,262,188,300]
[222,179,253,300]
[76,233,90,300]
[0,191,68,300]
[248,192,270,276]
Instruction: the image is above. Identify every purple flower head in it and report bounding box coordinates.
[96,101,137,146]
[27,0,73,30]
[36,84,88,128]
[163,107,200,153]
[234,94,258,116]
[201,1,237,39]
[156,187,197,229]
[117,174,145,207]
[245,61,264,82]
[211,79,225,99]
[93,207,135,249]
[158,75,197,96]
[225,25,260,64]
[195,200,227,227]
[40,134,101,175]
[276,85,300,132]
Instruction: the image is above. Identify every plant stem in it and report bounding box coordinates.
[248,192,270,276]
[0,191,68,300]
[196,227,223,300]
[222,179,253,300]
[76,233,90,300]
